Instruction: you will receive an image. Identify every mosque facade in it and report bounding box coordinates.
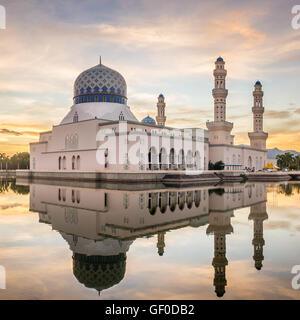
[29,57,268,173]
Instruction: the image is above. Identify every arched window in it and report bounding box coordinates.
[72,190,75,203]
[72,156,76,170]
[76,156,80,170]
[58,157,61,170]
[169,148,175,169]
[63,156,66,170]
[104,149,108,168]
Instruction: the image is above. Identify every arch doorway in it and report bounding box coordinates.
[248,156,252,168]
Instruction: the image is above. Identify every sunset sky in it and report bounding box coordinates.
[0,0,300,154]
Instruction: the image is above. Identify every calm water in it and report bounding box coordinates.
[0,179,299,300]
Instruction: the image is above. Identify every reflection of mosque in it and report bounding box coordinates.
[28,182,268,297]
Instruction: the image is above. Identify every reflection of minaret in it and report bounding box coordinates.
[248,202,268,270]
[207,211,233,298]
[157,232,166,256]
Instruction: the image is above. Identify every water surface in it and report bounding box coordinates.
[0,179,299,300]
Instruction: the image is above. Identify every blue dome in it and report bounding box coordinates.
[73,63,127,105]
[255,80,262,86]
[216,57,223,62]
[142,115,156,125]
[158,93,164,98]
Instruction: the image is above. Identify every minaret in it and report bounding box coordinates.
[206,57,234,145]
[157,231,166,256]
[156,94,166,127]
[248,202,268,270]
[248,81,268,150]
[206,210,233,298]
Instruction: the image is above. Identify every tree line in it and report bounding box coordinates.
[0,152,30,170]
[276,152,300,170]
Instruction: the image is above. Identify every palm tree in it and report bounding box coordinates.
[276,152,295,170]
[0,153,9,170]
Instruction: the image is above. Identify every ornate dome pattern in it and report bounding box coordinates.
[73,63,127,105]
[73,253,126,293]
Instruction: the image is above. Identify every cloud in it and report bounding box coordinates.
[265,110,291,119]
[0,129,22,136]
[0,0,299,153]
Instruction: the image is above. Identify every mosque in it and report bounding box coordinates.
[29,57,268,173]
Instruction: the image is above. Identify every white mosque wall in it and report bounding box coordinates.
[209,145,267,170]
[30,119,210,171]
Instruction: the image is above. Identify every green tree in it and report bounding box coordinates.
[276,152,295,170]
[8,152,30,170]
[208,160,225,170]
[0,153,9,170]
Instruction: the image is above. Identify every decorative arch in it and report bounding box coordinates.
[186,150,193,169]
[186,191,193,209]
[148,193,158,215]
[159,147,168,170]
[178,192,185,210]
[76,156,80,170]
[194,151,201,170]
[194,190,201,207]
[169,192,177,212]
[178,149,185,170]
[159,192,168,213]
[169,148,176,170]
[148,147,158,170]
[248,156,252,168]
[62,156,66,170]
[72,155,76,170]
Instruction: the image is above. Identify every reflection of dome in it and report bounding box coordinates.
[142,115,156,125]
[73,62,127,105]
[73,253,126,293]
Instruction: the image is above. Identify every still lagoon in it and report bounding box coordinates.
[0,179,299,300]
